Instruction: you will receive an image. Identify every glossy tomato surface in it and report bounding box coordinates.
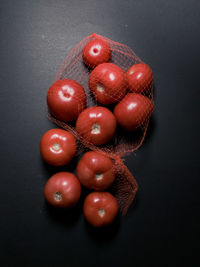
[82,38,111,68]
[89,63,126,105]
[76,106,116,146]
[114,93,154,131]
[47,79,86,122]
[83,192,119,227]
[126,63,153,93]
[40,128,77,166]
[44,172,81,208]
[76,151,115,190]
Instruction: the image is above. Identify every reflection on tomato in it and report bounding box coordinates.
[40,129,76,166]
[114,93,154,131]
[126,63,153,93]
[83,192,119,227]
[76,106,116,146]
[82,38,111,68]
[47,79,86,122]
[76,151,115,190]
[44,172,81,208]
[89,63,126,105]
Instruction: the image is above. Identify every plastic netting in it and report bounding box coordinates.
[48,33,154,215]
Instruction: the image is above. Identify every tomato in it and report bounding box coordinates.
[114,93,154,131]
[76,106,116,146]
[89,63,126,105]
[47,79,86,122]
[83,192,118,227]
[82,38,111,68]
[44,172,81,208]
[40,129,76,166]
[126,63,153,93]
[76,151,115,190]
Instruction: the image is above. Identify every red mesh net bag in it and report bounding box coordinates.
[47,33,154,215]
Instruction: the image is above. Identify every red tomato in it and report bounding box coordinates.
[44,172,81,208]
[83,192,118,227]
[114,93,154,131]
[76,151,115,190]
[82,38,111,68]
[76,106,116,146]
[89,63,126,105]
[47,79,86,122]
[126,63,153,93]
[40,129,76,166]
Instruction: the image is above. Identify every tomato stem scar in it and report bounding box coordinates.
[98,208,105,217]
[52,143,60,151]
[91,123,101,134]
[54,192,62,201]
[97,83,104,93]
[95,173,103,181]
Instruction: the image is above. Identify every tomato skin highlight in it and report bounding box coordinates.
[76,106,117,146]
[89,63,127,105]
[82,38,111,68]
[114,93,154,131]
[76,151,115,190]
[126,63,153,93]
[83,192,119,227]
[44,172,81,208]
[40,128,77,166]
[47,79,86,122]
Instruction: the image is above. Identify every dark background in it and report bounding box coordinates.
[0,0,199,266]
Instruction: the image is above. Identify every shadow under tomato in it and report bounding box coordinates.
[84,212,120,243]
[40,155,80,179]
[43,187,89,228]
[40,150,87,228]
[126,194,140,213]
[44,202,81,227]
[142,115,156,146]
[143,82,156,145]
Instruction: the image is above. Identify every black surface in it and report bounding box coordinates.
[0,0,200,266]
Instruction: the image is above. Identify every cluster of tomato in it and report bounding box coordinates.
[40,37,154,227]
